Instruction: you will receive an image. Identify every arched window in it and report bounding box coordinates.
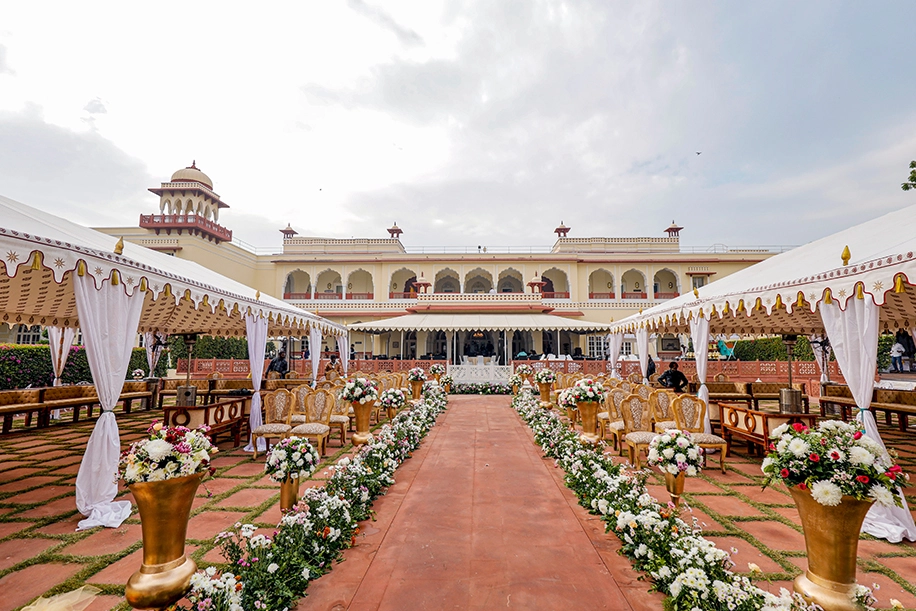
[541,268,569,298]
[346,269,374,300]
[653,269,679,300]
[588,269,615,299]
[621,269,647,299]
[315,269,343,299]
[284,270,312,299]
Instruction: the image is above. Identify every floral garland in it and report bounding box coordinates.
[450,382,512,395]
[119,421,216,484]
[338,377,380,404]
[511,391,867,611]
[533,369,556,384]
[407,367,427,382]
[648,430,704,476]
[178,385,449,611]
[264,437,321,483]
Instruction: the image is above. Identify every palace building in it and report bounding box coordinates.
[16,162,778,362]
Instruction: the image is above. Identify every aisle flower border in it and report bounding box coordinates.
[511,391,875,611]
[177,386,449,611]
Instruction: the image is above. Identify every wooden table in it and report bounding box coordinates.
[718,402,819,456]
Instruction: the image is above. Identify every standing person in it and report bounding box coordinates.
[268,350,289,376]
[658,361,689,393]
[324,354,344,379]
[890,341,906,373]
[647,355,656,378]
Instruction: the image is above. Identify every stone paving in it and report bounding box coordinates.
[0,397,914,610]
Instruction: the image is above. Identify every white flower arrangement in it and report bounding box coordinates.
[508,373,522,388]
[429,363,446,375]
[556,387,578,409]
[761,419,906,507]
[569,377,605,404]
[378,388,406,410]
[647,430,704,476]
[132,368,146,379]
[514,363,533,377]
[439,374,453,387]
[264,436,321,483]
[338,377,380,404]
[119,421,216,484]
[407,367,427,382]
[534,369,557,384]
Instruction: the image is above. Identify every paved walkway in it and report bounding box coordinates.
[301,395,663,610]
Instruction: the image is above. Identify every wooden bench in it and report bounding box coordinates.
[688,382,753,408]
[749,382,810,412]
[162,396,251,446]
[158,378,212,408]
[720,402,819,456]
[208,379,255,403]
[819,384,859,420]
[871,389,916,431]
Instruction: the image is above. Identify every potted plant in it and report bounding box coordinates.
[647,429,703,506]
[264,436,321,510]
[378,387,406,420]
[569,378,605,443]
[407,367,427,400]
[533,369,556,405]
[439,374,453,393]
[508,373,522,394]
[514,363,533,384]
[761,420,906,610]
[556,387,578,421]
[119,421,216,609]
[338,377,380,445]
[429,363,446,383]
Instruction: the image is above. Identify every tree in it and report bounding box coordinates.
[903,160,916,191]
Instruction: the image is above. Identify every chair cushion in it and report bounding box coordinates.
[330,415,349,424]
[291,423,330,435]
[290,415,308,424]
[597,411,609,420]
[654,420,677,431]
[693,433,727,445]
[625,431,657,445]
[607,420,625,431]
[253,423,290,434]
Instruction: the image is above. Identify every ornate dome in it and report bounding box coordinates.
[170,161,213,188]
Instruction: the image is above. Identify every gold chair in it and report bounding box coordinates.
[714,372,730,382]
[267,371,281,380]
[671,395,728,473]
[290,389,333,455]
[620,393,656,469]
[627,372,642,384]
[649,389,677,432]
[290,385,313,425]
[284,371,300,380]
[251,389,293,459]
[635,384,651,401]
[329,391,350,446]
[597,389,625,451]
[619,380,632,394]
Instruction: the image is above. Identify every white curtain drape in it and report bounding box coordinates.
[243,314,268,453]
[48,326,76,419]
[808,334,832,383]
[820,299,916,542]
[144,331,166,375]
[310,326,323,385]
[689,315,712,433]
[608,334,623,379]
[336,334,349,376]
[636,328,649,383]
[73,274,145,531]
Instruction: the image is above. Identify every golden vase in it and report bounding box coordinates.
[433,373,441,384]
[512,384,519,395]
[538,382,552,406]
[444,384,451,393]
[664,471,686,507]
[126,472,203,609]
[577,401,600,443]
[352,400,373,445]
[789,486,874,611]
[279,476,300,511]
[410,380,423,400]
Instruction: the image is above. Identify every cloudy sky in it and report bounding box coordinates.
[1,1,915,251]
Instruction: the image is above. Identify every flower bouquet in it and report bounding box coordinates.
[407,367,427,382]
[514,363,533,379]
[647,430,703,477]
[439,374,453,391]
[569,378,605,404]
[119,421,216,484]
[378,388,406,412]
[429,363,446,376]
[132,368,146,380]
[534,369,556,384]
[508,373,522,392]
[265,436,321,483]
[338,377,380,405]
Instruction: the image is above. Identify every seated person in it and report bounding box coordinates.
[658,362,689,393]
[267,350,289,376]
[324,355,344,379]
[516,350,528,359]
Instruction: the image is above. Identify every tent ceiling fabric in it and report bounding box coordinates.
[349,313,613,332]
[0,195,345,337]
[610,202,916,336]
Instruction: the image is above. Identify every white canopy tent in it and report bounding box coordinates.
[0,194,345,530]
[348,312,613,332]
[609,200,916,543]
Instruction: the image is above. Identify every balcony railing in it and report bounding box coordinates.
[139,214,232,242]
[588,292,616,300]
[345,293,373,300]
[622,292,647,299]
[654,292,680,300]
[313,292,342,300]
[389,292,418,299]
[283,292,312,300]
[541,292,570,299]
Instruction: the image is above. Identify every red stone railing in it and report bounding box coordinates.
[139,214,232,242]
[345,293,373,300]
[283,292,312,300]
[389,292,418,299]
[177,358,450,378]
[589,292,616,299]
[622,292,647,299]
[542,292,570,299]
[654,292,679,299]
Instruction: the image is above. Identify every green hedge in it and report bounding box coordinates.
[731,336,814,361]
[0,345,167,390]
[166,335,252,359]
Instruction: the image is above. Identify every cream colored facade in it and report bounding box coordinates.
[85,164,777,358]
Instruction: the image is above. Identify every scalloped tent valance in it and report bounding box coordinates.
[609,201,916,337]
[349,313,613,332]
[0,194,346,338]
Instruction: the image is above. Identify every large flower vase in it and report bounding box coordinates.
[789,487,874,611]
[664,471,686,507]
[538,382,552,407]
[126,472,203,609]
[280,476,300,511]
[433,373,441,384]
[352,400,373,445]
[444,384,451,394]
[577,401,600,443]
[410,380,423,401]
[512,384,519,395]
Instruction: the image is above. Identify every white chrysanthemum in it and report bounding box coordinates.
[810,480,843,506]
[687,448,699,460]
[667,464,679,474]
[144,438,174,462]
[771,423,789,438]
[776,437,790,454]
[686,465,698,476]
[675,453,687,463]
[761,456,774,471]
[788,438,810,458]
[848,446,874,466]
[868,485,895,507]
[662,448,675,459]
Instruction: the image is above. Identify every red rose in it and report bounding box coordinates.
[889,465,903,474]
[886,471,897,481]
[797,482,807,490]
[792,422,807,433]
[829,451,840,460]
[769,443,776,451]
[780,468,790,478]
[856,475,870,484]
[809,453,820,462]
[853,431,863,440]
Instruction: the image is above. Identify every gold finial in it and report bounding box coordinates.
[255,290,261,300]
[895,275,906,294]
[774,295,783,309]
[693,287,699,298]
[823,289,832,305]
[114,237,124,255]
[796,293,805,308]
[30,252,42,271]
[841,245,850,266]
[857,283,865,299]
